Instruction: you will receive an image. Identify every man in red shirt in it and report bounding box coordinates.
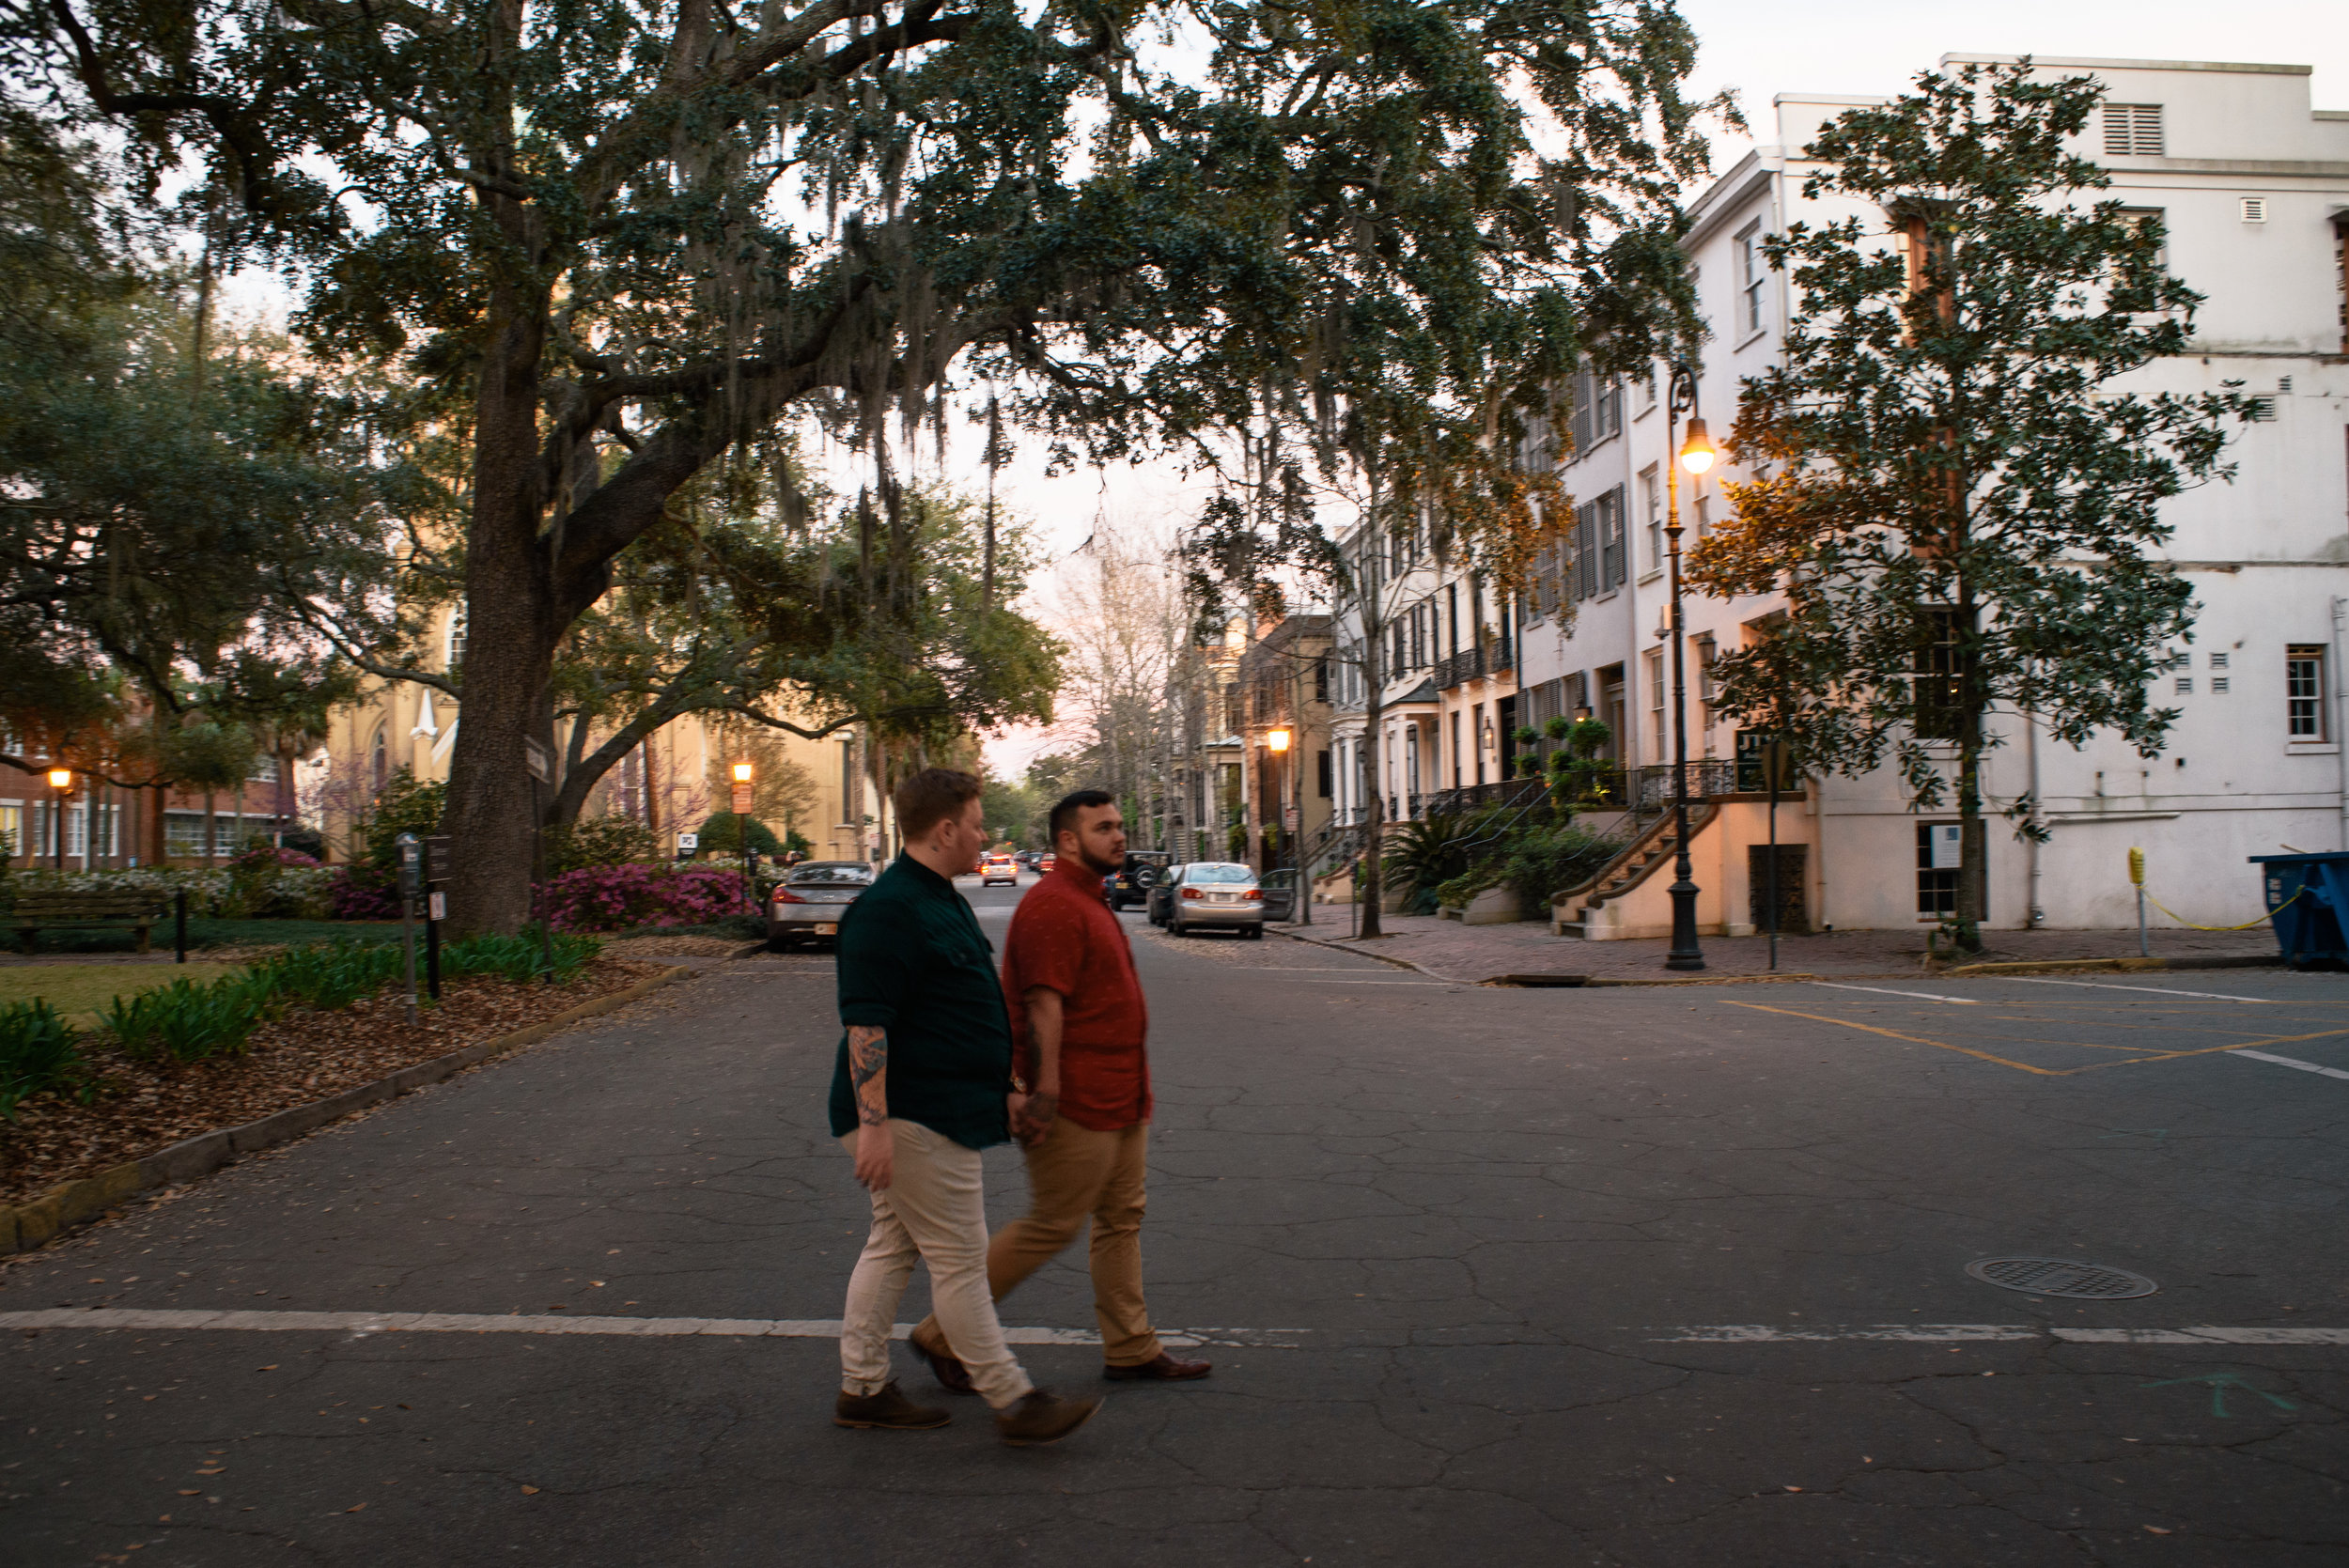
[910,789,1211,1388]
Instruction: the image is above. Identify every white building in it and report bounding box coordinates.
[1346,53,2349,935]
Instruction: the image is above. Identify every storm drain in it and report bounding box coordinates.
[1966,1257,2158,1300]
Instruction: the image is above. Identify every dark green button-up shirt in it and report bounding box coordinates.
[828,852,1014,1150]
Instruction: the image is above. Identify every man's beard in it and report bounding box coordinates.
[1071,842,1124,877]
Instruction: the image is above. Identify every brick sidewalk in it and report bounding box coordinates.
[1271,908,2282,984]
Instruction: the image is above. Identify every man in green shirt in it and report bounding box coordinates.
[829,768,1100,1447]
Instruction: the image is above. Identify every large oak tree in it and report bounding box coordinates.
[15,0,1718,929]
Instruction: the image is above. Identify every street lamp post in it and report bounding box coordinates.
[1662,365,1718,972]
[1267,726,1292,916]
[46,768,72,873]
[731,760,757,912]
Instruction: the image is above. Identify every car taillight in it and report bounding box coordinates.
[1243,889,1262,900]
[1180,887,1204,900]
[773,889,808,904]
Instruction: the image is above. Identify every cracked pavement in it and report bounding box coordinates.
[3,877,2345,1565]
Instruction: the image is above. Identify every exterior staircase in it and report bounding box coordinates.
[1550,800,1719,938]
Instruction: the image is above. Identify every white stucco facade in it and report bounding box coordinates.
[1389,53,2349,933]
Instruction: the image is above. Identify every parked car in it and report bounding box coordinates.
[1107,850,1171,911]
[1165,862,1266,938]
[1257,866,1298,923]
[981,853,1019,887]
[1146,865,1184,927]
[768,861,876,950]
[1038,852,1056,873]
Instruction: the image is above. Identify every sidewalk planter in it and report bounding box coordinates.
[1461,887,1520,925]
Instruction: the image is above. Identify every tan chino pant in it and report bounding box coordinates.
[838,1120,1034,1409]
[918,1117,1163,1368]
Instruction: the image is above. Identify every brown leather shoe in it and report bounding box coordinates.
[1103,1351,1212,1382]
[908,1325,975,1395]
[994,1388,1101,1447]
[834,1380,950,1430]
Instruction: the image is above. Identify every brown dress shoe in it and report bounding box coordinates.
[1103,1351,1212,1381]
[908,1325,976,1395]
[994,1388,1101,1447]
[834,1380,951,1430]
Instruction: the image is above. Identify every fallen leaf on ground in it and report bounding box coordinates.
[521,1484,540,1496]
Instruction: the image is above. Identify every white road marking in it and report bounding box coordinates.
[0,1308,1302,1347]
[2230,1048,2349,1081]
[1654,1324,2349,1345]
[2003,977,2278,1003]
[1807,983,1978,1005]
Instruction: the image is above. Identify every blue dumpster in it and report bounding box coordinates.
[2249,850,2349,969]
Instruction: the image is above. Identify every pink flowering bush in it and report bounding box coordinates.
[534,863,750,933]
[326,864,400,921]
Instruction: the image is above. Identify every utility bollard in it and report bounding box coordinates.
[173,889,187,964]
[2129,846,2149,958]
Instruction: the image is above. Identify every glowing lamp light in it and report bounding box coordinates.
[731,761,754,784]
[1677,417,1719,476]
[1267,727,1293,753]
[46,768,72,790]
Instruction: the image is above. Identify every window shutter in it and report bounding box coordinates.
[1601,487,1626,588]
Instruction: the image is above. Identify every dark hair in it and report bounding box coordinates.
[1049,789,1117,848]
[894,768,984,840]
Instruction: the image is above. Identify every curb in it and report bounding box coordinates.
[1943,954,2283,977]
[0,964,694,1258]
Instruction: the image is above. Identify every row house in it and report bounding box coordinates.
[1513,53,2349,936]
[1327,512,1528,833]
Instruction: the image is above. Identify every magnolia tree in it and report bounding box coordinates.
[1689,61,2246,951]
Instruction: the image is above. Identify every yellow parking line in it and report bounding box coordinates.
[1719,1001,2064,1075]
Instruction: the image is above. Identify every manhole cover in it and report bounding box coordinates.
[1967,1257,2157,1299]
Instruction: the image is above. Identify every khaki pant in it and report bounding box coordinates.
[838,1120,1034,1409]
[918,1118,1163,1368]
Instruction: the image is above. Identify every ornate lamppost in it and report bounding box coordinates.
[1662,365,1719,972]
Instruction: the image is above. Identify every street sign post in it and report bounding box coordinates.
[420,834,452,999]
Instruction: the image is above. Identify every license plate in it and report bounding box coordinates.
[1212,893,1236,904]
[814,923,837,935]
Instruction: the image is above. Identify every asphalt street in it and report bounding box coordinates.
[3,872,2345,1565]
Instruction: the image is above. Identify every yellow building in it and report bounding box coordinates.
[318,605,895,866]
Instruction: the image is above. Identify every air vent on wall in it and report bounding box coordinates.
[2102,103,2164,156]
[2241,196,2268,224]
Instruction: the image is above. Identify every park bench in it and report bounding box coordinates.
[9,891,169,954]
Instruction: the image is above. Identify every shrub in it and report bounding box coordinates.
[360,767,446,874]
[0,1000,83,1118]
[252,939,407,1012]
[1501,823,1626,918]
[225,845,334,919]
[534,863,749,933]
[443,930,601,985]
[326,863,401,921]
[103,975,273,1063]
[546,815,663,874]
[695,813,782,857]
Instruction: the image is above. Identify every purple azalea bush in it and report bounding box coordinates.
[326,864,401,921]
[534,864,749,933]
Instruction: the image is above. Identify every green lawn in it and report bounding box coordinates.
[0,963,246,1027]
[10,917,406,955]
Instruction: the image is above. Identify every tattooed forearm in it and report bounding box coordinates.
[848,1025,888,1126]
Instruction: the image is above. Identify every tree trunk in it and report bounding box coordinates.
[441,269,557,935]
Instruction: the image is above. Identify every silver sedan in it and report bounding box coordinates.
[767,861,875,949]
[1166,862,1267,939]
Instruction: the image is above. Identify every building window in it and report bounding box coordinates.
[1640,467,1661,572]
[1917,823,1961,918]
[1735,221,1766,334]
[2102,102,2163,157]
[165,813,209,858]
[1646,649,1667,763]
[0,801,18,860]
[2288,645,2328,738]
[1449,709,1463,787]
[1316,749,1331,800]
[369,727,388,794]
[1914,611,1965,741]
[1565,366,1623,457]
[446,608,467,669]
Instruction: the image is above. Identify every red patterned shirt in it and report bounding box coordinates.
[1003,857,1152,1130]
